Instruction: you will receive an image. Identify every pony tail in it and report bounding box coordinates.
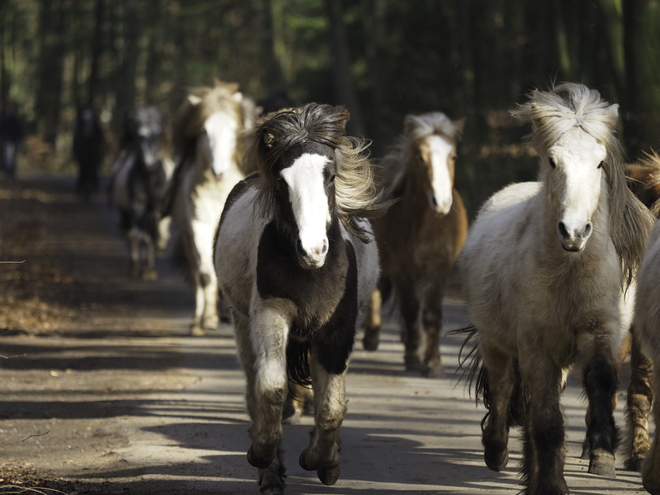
[286,338,312,388]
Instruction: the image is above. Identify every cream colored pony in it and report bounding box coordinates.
[459,83,653,494]
[165,81,247,335]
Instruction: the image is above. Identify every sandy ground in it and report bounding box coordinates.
[0,175,652,494]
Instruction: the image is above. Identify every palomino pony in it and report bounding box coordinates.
[214,104,385,494]
[165,81,247,335]
[458,84,654,494]
[109,107,171,279]
[362,112,468,377]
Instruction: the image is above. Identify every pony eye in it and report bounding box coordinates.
[417,154,424,163]
[548,157,556,169]
[330,174,336,183]
[598,161,604,169]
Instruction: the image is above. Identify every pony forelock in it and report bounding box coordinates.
[255,103,389,242]
[513,82,654,288]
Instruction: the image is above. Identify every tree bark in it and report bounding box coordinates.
[324,0,365,137]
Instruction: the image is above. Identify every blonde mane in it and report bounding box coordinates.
[254,104,389,242]
[379,112,464,198]
[512,83,654,287]
[172,80,243,164]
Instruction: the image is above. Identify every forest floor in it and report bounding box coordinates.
[0,175,651,494]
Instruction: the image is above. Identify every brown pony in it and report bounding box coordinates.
[620,152,660,472]
[363,112,468,377]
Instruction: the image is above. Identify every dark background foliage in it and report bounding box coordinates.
[2,0,659,214]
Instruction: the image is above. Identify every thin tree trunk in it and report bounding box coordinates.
[115,0,140,122]
[622,0,645,157]
[324,0,364,137]
[88,0,105,107]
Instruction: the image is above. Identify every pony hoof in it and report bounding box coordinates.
[248,446,274,469]
[484,446,508,472]
[623,453,645,472]
[588,449,616,478]
[317,465,340,485]
[203,315,219,330]
[299,449,313,471]
[643,478,660,495]
[260,484,284,495]
[580,439,590,459]
[422,362,444,378]
[362,334,379,351]
[404,354,422,372]
[190,325,206,336]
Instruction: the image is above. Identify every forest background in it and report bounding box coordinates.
[1,0,660,215]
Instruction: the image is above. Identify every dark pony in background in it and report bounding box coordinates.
[362,112,468,377]
[73,104,106,201]
[214,104,386,494]
[109,107,171,279]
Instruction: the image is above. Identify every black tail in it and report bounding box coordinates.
[450,324,527,430]
[286,338,312,389]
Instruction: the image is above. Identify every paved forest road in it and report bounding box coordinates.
[0,176,650,494]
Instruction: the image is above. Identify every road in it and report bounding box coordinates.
[0,176,648,494]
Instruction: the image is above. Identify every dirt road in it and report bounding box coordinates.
[0,176,649,494]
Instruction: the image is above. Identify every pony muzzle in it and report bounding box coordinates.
[295,238,328,269]
[557,220,592,252]
[430,193,453,215]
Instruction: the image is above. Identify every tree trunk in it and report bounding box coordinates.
[622,0,646,157]
[115,0,140,122]
[324,0,365,137]
[88,0,105,107]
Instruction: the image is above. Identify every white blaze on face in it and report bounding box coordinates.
[426,135,454,215]
[203,111,238,177]
[549,127,606,251]
[280,153,331,267]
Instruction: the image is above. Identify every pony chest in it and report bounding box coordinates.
[256,222,355,335]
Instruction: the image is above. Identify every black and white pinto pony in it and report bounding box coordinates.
[73,105,106,201]
[214,104,385,494]
[165,81,249,336]
[109,107,172,279]
[458,84,654,494]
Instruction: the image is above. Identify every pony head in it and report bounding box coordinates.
[174,81,243,178]
[513,83,654,284]
[403,113,465,215]
[255,103,386,269]
[124,106,164,170]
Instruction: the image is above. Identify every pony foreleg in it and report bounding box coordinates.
[624,330,653,471]
[191,220,219,332]
[397,280,422,372]
[362,289,382,351]
[583,352,619,478]
[641,366,660,495]
[479,347,516,472]
[142,234,158,280]
[127,227,141,278]
[421,283,445,377]
[247,304,291,470]
[521,357,568,495]
[299,351,346,486]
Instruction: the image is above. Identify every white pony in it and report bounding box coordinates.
[632,220,660,494]
[214,104,385,494]
[459,84,653,494]
[165,81,247,335]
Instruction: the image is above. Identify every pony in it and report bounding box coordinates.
[164,80,247,336]
[458,83,654,494]
[109,106,171,279]
[214,103,385,494]
[73,104,106,201]
[362,112,468,377]
[632,206,660,494]
[620,153,660,474]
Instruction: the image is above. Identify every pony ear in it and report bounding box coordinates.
[232,92,243,103]
[403,115,420,137]
[187,94,202,106]
[263,131,277,149]
[608,103,619,119]
[454,117,467,139]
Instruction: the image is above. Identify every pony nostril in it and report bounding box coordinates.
[321,239,328,255]
[582,222,593,238]
[431,195,437,207]
[557,222,569,240]
[296,239,306,257]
